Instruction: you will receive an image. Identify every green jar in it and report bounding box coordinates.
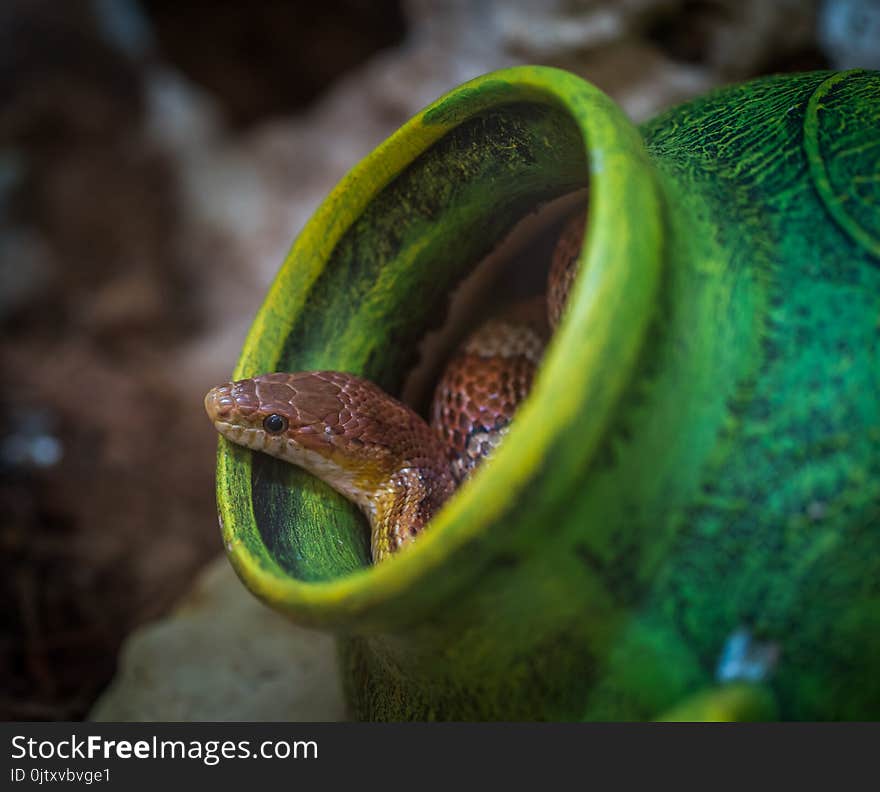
[215,67,880,720]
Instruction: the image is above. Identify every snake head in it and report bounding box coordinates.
[205,372,350,455]
[205,371,387,515]
[204,371,454,527]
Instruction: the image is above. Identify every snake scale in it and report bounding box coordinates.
[205,210,584,561]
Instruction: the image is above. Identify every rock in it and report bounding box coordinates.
[89,557,346,721]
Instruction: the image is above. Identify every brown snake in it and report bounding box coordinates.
[205,211,584,561]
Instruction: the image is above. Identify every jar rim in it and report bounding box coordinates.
[216,65,664,630]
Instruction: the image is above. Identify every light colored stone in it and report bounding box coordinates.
[90,557,347,722]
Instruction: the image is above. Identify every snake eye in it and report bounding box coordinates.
[263,414,288,434]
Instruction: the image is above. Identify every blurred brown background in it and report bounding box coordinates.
[1,0,877,720]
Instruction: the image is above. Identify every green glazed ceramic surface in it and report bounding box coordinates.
[215,67,880,720]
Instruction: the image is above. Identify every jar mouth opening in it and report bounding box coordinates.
[215,66,663,630]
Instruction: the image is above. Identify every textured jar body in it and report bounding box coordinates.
[216,68,880,720]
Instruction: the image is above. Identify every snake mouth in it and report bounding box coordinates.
[215,66,663,630]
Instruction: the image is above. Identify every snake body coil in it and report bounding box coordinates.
[206,210,584,561]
